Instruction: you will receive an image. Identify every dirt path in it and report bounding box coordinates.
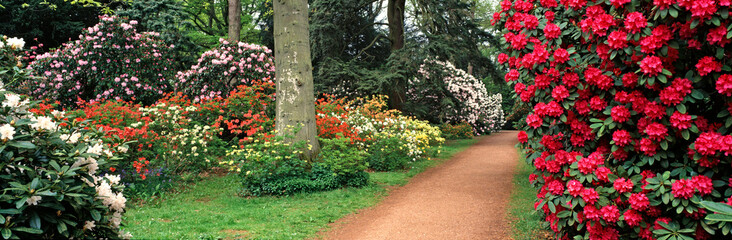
[320,131,520,240]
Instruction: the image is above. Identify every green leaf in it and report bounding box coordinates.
[691,20,700,29]
[676,104,686,114]
[1,228,10,240]
[670,8,678,18]
[29,212,40,230]
[56,223,67,235]
[90,210,101,221]
[700,201,732,215]
[0,209,20,215]
[11,227,42,234]
[548,201,556,213]
[706,214,732,222]
[7,141,36,149]
[662,69,672,76]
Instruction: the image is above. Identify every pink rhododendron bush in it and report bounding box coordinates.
[25,15,177,107]
[174,38,275,101]
[408,58,505,134]
[496,0,732,239]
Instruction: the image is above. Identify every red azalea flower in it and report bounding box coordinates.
[596,166,612,182]
[639,138,658,156]
[644,122,668,141]
[610,0,630,7]
[601,205,620,223]
[607,30,628,49]
[670,112,692,130]
[544,23,561,39]
[692,175,713,196]
[526,113,543,128]
[695,132,722,156]
[624,12,648,34]
[672,178,695,199]
[582,188,600,204]
[567,180,583,196]
[613,129,632,146]
[640,55,663,76]
[716,74,732,96]
[629,192,650,210]
[696,56,722,76]
[624,209,643,227]
[518,131,528,143]
[611,106,631,123]
[613,178,634,193]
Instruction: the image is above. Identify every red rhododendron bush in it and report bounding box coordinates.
[495,0,732,239]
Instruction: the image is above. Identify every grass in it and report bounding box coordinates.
[121,137,479,239]
[505,148,550,240]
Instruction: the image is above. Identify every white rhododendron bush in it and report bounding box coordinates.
[408,58,505,134]
[0,37,130,239]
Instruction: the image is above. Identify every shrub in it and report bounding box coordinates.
[495,0,732,238]
[0,36,31,91]
[318,137,369,174]
[440,122,475,140]
[407,58,505,134]
[0,83,131,239]
[67,95,222,193]
[347,96,445,161]
[26,15,177,107]
[219,81,276,142]
[367,136,412,171]
[174,39,275,101]
[225,132,370,196]
[315,95,363,142]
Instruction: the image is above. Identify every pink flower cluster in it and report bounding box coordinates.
[175,38,275,102]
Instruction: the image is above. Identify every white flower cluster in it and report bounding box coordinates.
[2,37,26,50]
[139,103,219,165]
[408,59,505,134]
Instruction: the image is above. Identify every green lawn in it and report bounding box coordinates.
[505,148,550,240]
[121,138,479,239]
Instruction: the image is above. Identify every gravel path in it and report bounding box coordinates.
[320,131,520,240]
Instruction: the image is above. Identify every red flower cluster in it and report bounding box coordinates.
[495,0,732,238]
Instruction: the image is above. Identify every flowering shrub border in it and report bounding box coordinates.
[495,0,732,239]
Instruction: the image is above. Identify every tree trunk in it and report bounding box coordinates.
[387,0,406,111]
[387,0,405,51]
[228,0,241,41]
[273,0,321,159]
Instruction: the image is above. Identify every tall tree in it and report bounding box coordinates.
[228,0,241,41]
[386,0,407,110]
[387,0,405,51]
[273,0,320,158]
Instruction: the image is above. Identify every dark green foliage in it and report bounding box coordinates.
[440,122,475,140]
[116,0,199,68]
[309,0,392,98]
[411,0,502,82]
[235,135,368,196]
[367,137,412,171]
[0,0,99,50]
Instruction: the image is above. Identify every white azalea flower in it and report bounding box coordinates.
[26,195,41,206]
[6,37,25,50]
[0,124,15,140]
